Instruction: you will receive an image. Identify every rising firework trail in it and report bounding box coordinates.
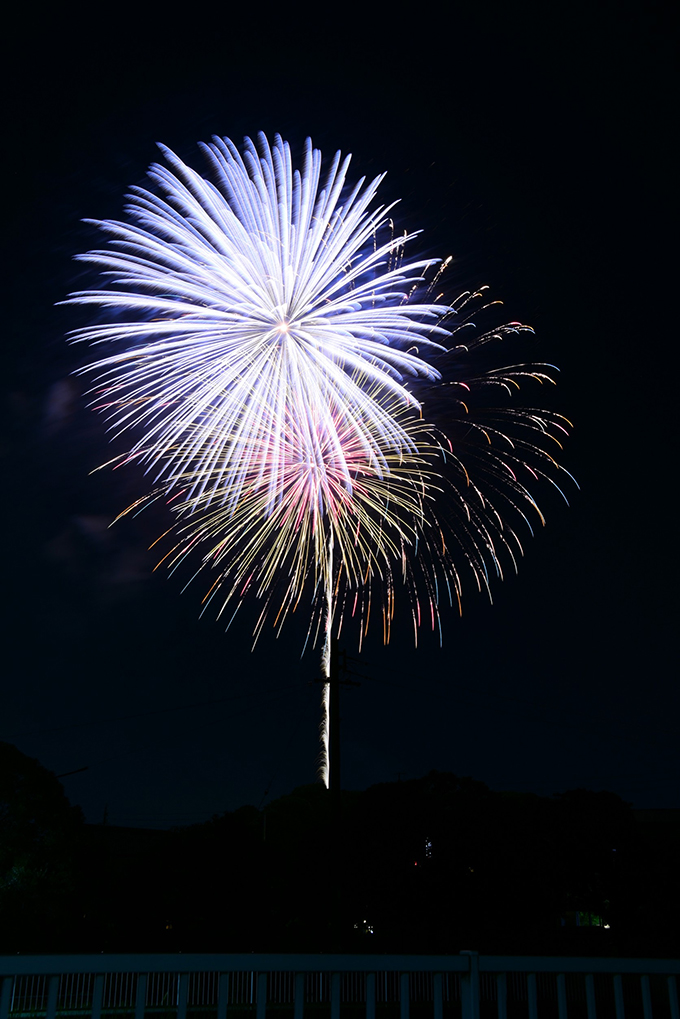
[65,133,574,788]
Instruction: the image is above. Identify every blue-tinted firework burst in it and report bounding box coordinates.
[65,133,573,660]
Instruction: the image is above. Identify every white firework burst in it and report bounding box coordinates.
[65,133,450,518]
[65,133,575,655]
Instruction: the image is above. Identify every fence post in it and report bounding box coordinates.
[177,974,189,1019]
[640,976,652,1019]
[0,978,14,1019]
[613,975,624,1019]
[496,973,507,1019]
[433,973,443,1019]
[557,973,568,1019]
[135,975,147,1019]
[46,976,59,1019]
[460,952,480,1019]
[668,976,679,1019]
[527,974,538,1019]
[331,973,341,1019]
[294,973,305,1019]
[366,972,376,1019]
[400,973,410,1019]
[91,974,104,1019]
[217,974,229,1019]
[585,975,596,1019]
[256,973,267,1019]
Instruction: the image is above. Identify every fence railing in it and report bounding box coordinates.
[1,954,678,1019]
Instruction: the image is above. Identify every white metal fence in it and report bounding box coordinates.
[1,954,678,1019]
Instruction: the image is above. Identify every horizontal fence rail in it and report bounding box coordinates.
[1,955,678,1019]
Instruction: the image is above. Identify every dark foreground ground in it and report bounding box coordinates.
[1,742,678,957]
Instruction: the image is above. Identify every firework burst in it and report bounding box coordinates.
[121,394,444,650]
[66,134,448,513]
[65,133,574,787]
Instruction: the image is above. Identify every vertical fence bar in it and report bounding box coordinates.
[433,974,443,1019]
[613,975,624,1019]
[136,974,148,1019]
[294,973,305,1019]
[91,974,104,1019]
[557,974,567,1019]
[256,973,267,1019]
[640,976,652,1019]
[0,978,14,1019]
[177,974,189,1019]
[461,952,480,1019]
[400,973,410,1019]
[585,975,596,1019]
[366,973,376,1019]
[668,977,679,1019]
[217,974,229,1019]
[46,976,59,1019]
[527,974,538,1019]
[331,973,341,1019]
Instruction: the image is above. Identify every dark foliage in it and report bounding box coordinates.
[1,750,677,955]
[0,742,84,951]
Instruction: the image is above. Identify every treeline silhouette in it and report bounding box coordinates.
[1,742,677,956]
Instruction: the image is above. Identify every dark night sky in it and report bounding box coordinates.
[2,3,676,828]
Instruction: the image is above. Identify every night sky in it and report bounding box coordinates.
[2,3,676,829]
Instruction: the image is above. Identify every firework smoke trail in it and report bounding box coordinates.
[319,681,331,789]
[319,532,333,788]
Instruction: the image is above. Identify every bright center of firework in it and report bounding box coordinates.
[277,320,290,334]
